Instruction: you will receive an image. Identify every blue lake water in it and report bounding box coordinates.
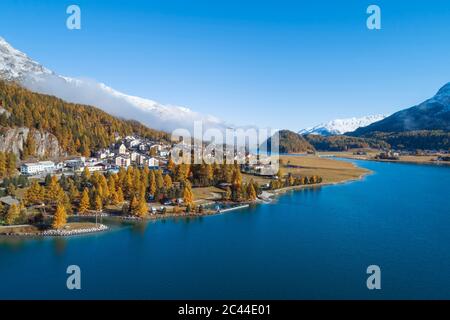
[1,159,450,299]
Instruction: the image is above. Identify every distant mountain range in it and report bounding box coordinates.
[0,36,225,133]
[351,83,450,136]
[298,115,387,136]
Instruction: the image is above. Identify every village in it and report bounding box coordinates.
[1,133,330,236]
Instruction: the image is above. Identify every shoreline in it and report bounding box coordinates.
[334,154,450,167]
[2,158,371,238]
[266,167,371,197]
[0,224,108,237]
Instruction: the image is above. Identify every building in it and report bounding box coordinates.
[130,151,140,162]
[76,163,107,173]
[0,196,20,207]
[115,155,131,168]
[148,157,159,168]
[20,161,55,175]
[118,143,127,155]
[64,157,86,169]
[136,154,147,166]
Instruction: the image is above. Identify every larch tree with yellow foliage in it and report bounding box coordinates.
[94,194,103,212]
[164,174,173,189]
[247,182,257,201]
[148,171,156,197]
[116,187,124,203]
[24,180,45,205]
[45,176,65,205]
[5,203,19,225]
[135,196,148,218]
[182,181,194,207]
[78,188,90,214]
[52,204,67,229]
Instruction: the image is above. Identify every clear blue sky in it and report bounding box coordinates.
[1,0,449,130]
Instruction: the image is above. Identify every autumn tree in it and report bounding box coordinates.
[116,187,124,203]
[79,188,90,214]
[167,156,175,172]
[81,166,91,182]
[24,180,45,205]
[163,174,173,189]
[94,194,103,212]
[182,181,194,207]
[148,170,156,197]
[5,204,19,225]
[247,182,257,201]
[45,176,65,205]
[134,196,148,218]
[52,204,67,229]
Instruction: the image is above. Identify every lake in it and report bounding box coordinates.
[1,159,449,299]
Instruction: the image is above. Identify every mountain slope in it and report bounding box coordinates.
[0,80,169,157]
[299,115,387,136]
[0,36,225,133]
[267,130,315,154]
[352,83,450,136]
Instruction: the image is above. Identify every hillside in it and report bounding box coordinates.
[352,83,450,136]
[270,130,315,153]
[0,36,224,132]
[304,134,390,151]
[0,80,169,157]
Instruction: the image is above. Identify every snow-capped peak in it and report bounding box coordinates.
[298,115,387,136]
[0,37,53,81]
[0,36,225,133]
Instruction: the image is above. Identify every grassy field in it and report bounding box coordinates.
[279,155,369,184]
[192,186,224,201]
[319,151,445,165]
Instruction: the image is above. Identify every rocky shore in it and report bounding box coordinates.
[40,224,108,236]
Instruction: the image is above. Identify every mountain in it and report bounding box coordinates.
[0,36,225,133]
[351,83,450,136]
[298,115,387,136]
[267,130,315,154]
[0,79,169,158]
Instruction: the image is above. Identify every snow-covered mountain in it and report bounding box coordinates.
[0,36,225,133]
[298,115,387,136]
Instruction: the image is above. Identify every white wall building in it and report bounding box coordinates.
[115,155,131,168]
[148,157,159,168]
[118,143,127,155]
[20,161,55,175]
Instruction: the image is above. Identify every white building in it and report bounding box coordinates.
[130,151,140,162]
[129,139,141,148]
[115,155,131,168]
[148,157,159,168]
[20,161,55,175]
[118,143,127,155]
[76,163,107,173]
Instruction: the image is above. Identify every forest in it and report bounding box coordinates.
[0,80,170,157]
